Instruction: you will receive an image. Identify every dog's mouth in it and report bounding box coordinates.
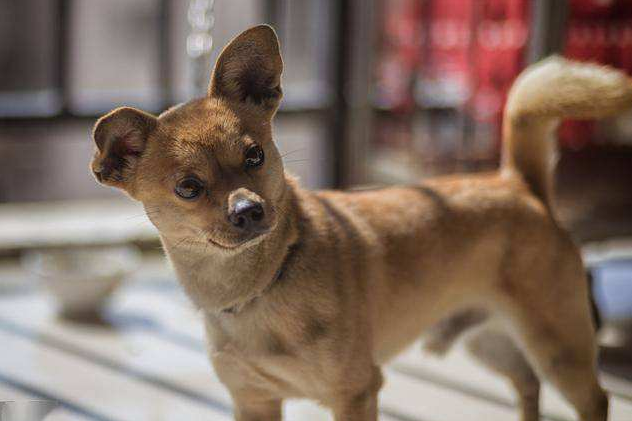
[206,206,277,250]
[207,229,270,251]
[206,237,235,250]
[206,220,274,250]
[163,207,277,252]
[168,230,268,252]
[206,229,270,250]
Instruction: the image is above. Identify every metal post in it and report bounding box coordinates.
[158,0,173,109]
[331,0,377,187]
[56,0,71,115]
[527,0,569,63]
[187,0,216,97]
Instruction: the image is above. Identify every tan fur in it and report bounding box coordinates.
[89,26,632,421]
[502,56,632,208]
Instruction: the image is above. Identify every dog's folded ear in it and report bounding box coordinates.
[208,25,283,117]
[90,107,157,191]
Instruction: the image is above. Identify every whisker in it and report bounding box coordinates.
[283,158,311,165]
[196,229,211,255]
[173,237,190,249]
[280,148,305,159]
[270,148,307,166]
[124,214,147,220]
[124,211,160,220]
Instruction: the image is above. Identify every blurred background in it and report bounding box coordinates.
[1,0,632,420]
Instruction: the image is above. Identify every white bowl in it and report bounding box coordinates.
[22,246,141,319]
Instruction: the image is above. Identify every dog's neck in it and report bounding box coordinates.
[162,178,300,314]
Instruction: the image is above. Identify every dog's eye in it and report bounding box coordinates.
[175,177,204,200]
[244,144,264,168]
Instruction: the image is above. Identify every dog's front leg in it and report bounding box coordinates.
[333,395,377,421]
[212,349,283,420]
[332,389,379,421]
[332,367,383,421]
[232,395,282,421]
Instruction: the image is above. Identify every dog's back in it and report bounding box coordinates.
[288,57,632,420]
[309,57,632,362]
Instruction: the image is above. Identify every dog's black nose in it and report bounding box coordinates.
[228,199,265,230]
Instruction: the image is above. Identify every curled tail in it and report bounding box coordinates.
[501,56,632,209]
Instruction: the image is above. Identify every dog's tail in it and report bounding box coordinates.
[501,56,632,209]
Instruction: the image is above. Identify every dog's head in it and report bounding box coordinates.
[90,25,287,251]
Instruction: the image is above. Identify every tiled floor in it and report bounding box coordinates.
[2,268,632,421]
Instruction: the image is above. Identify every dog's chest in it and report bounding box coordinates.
[207,311,334,401]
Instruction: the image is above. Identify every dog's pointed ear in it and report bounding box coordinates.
[208,25,283,117]
[90,107,157,192]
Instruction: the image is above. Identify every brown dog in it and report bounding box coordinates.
[90,25,632,421]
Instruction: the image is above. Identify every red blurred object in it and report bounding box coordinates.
[470,0,530,124]
[425,0,474,84]
[561,0,632,148]
[375,0,632,156]
[375,0,424,112]
[468,0,530,156]
[569,0,616,18]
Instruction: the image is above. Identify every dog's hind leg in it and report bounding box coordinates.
[232,398,282,421]
[505,304,607,421]
[422,308,488,356]
[466,329,540,421]
[497,258,608,421]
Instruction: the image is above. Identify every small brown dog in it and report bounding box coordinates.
[90,25,632,421]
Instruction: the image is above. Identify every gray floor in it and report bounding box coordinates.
[1,256,632,421]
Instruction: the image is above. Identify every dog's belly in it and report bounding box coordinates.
[318,178,527,363]
[369,231,505,364]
